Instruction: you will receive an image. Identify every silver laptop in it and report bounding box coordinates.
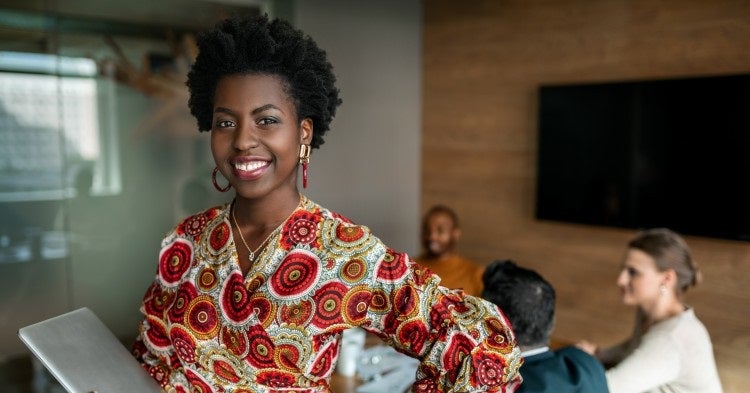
[18,307,162,393]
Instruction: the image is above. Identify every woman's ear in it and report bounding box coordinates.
[300,118,313,145]
[661,268,678,288]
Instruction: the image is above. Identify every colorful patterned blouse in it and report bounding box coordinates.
[133,196,522,392]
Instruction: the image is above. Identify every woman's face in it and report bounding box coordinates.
[616,248,666,308]
[210,74,311,200]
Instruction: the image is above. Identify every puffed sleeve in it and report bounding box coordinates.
[362,246,523,392]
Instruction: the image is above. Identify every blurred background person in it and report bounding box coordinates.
[576,228,723,393]
[415,204,484,296]
[483,259,608,393]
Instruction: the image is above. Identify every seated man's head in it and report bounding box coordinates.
[482,260,555,350]
[421,205,461,259]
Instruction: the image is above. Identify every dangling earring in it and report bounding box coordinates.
[659,285,668,296]
[212,167,231,192]
[299,144,311,189]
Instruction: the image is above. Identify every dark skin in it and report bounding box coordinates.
[210,73,313,275]
[421,211,461,261]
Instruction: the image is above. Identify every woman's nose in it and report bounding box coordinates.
[616,270,627,286]
[233,124,259,151]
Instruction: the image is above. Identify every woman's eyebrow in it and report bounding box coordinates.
[213,107,235,115]
[252,103,281,115]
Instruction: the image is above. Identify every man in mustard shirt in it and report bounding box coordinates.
[415,204,484,296]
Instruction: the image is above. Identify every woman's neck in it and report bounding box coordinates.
[233,190,301,226]
[641,298,685,328]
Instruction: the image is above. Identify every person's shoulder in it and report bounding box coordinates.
[167,203,229,241]
[650,308,709,339]
[555,346,609,388]
[556,346,603,365]
[659,308,715,352]
[520,347,608,393]
[302,197,376,235]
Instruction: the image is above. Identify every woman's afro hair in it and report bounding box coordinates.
[186,14,342,149]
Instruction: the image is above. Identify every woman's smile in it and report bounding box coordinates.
[231,158,270,181]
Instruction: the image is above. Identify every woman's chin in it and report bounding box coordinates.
[620,294,636,306]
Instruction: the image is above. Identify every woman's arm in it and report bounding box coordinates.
[363,249,523,392]
[604,331,680,393]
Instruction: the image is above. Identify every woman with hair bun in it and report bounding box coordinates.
[577,228,723,393]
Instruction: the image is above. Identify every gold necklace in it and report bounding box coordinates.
[230,197,301,262]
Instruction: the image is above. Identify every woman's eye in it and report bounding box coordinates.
[258,117,278,126]
[215,120,235,128]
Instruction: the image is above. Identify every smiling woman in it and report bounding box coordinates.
[576,228,723,393]
[131,14,522,393]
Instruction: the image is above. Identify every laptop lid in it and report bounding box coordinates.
[18,307,162,393]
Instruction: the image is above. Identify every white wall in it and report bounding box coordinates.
[295,0,422,255]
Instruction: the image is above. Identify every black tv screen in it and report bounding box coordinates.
[535,74,750,242]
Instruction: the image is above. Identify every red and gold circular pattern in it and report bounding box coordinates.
[340,258,367,284]
[143,282,173,316]
[181,212,209,238]
[441,332,476,381]
[255,370,296,388]
[144,315,170,351]
[483,317,511,351]
[413,363,441,392]
[280,300,313,326]
[245,325,276,369]
[368,289,390,314]
[342,286,371,325]
[274,326,313,372]
[220,272,253,325]
[170,325,197,364]
[396,319,429,354]
[248,294,276,328]
[197,267,218,292]
[219,326,250,357]
[158,239,192,286]
[393,285,418,317]
[246,274,265,294]
[146,364,171,388]
[168,282,198,324]
[185,295,220,340]
[185,368,214,393]
[409,260,432,287]
[274,343,302,371]
[209,221,230,252]
[288,218,317,245]
[308,339,336,377]
[335,224,364,243]
[268,250,321,300]
[375,249,409,282]
[212,358,242,384]
[471,350,506,387]
[281,210,320,250]
[311,281,347,328]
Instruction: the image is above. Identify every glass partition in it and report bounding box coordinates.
[0,1,264,389]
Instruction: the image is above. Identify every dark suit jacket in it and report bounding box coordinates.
[517,346,609,393]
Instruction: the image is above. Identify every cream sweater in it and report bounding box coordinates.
[605,308,723,393]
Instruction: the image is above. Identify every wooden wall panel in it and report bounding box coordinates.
[422,1,750,391]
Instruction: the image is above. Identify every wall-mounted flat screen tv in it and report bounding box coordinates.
[535,74,750,242]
